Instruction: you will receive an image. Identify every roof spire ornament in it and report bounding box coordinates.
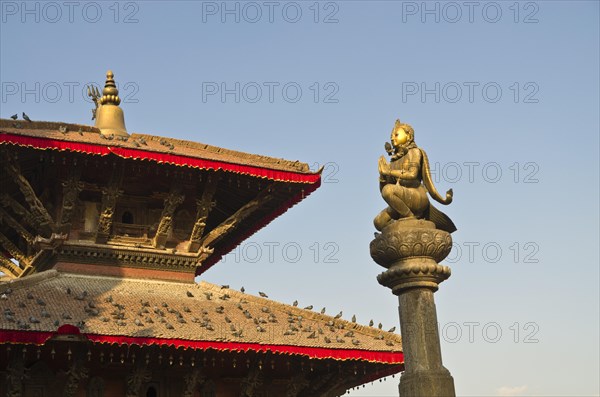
[91,70,128,137]
[100,70,121,106]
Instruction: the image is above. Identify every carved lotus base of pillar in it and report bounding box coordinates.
[370,219,453,294]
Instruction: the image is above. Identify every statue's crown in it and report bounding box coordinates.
[393,119,402,131]
[391,119,414,138]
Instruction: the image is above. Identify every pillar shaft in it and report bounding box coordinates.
[398,288,443,372]
[371,219,456,397]
[397,287,455,396]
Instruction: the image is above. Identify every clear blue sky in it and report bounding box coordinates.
[1,1,599,395]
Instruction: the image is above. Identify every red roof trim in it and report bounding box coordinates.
[111,147,320,184]
[0,133,321,184]
[0,133,111,156]
[0,132,322,274]
[0,329,404,365]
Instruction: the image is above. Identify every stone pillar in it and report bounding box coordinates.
[370,219,456,397]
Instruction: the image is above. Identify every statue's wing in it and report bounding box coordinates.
[420,148,453,205]
[427,204,457,234]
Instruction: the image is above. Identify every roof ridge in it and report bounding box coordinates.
[0,118,99,133]
[59,271,199,286]
[198,281,401,342]
[0,120,317,176]
[131,133,310,173]
[0,269,59,291]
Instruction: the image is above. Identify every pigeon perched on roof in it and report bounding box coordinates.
[10,114,17,120]
[22,112,32,122]
[258,291,268,298]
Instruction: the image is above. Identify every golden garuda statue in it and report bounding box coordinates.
[374,119,456,233]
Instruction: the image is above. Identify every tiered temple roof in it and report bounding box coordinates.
[0,118,320,279]
[0,71,403,396]
[1,270,402,364]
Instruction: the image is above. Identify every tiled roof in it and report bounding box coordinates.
[0,270,402,363]
[0,119,313,175]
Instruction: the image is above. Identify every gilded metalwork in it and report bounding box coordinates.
[371,119,457,396]
[87,85,101,120]
[92,70,128,136]
[375,119,455,233]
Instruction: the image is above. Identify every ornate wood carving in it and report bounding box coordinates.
[187,174,221,252]
[59,170,84,232]
[0,230,30,269]
[125,364,152,397]
[5,354,26,397]
[95,166,124,244]
[239,366,263,397]
[309,371,356,397]
[285,373,309,397]
[153,186,185,249]
[183,369,206,397]
[4,162,54,235]
[299,372,336,397]
[200,184,275,249]
[0,207,35,245]
[0,194,42,234]
[63,359,89,397]
[0,254,23,278]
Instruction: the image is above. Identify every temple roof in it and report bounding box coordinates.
[0,119,318,182]
[0,270,403,365]
[0,119,321,278]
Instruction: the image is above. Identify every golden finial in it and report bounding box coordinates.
[100,70,121,106]
[93,70,128,137]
